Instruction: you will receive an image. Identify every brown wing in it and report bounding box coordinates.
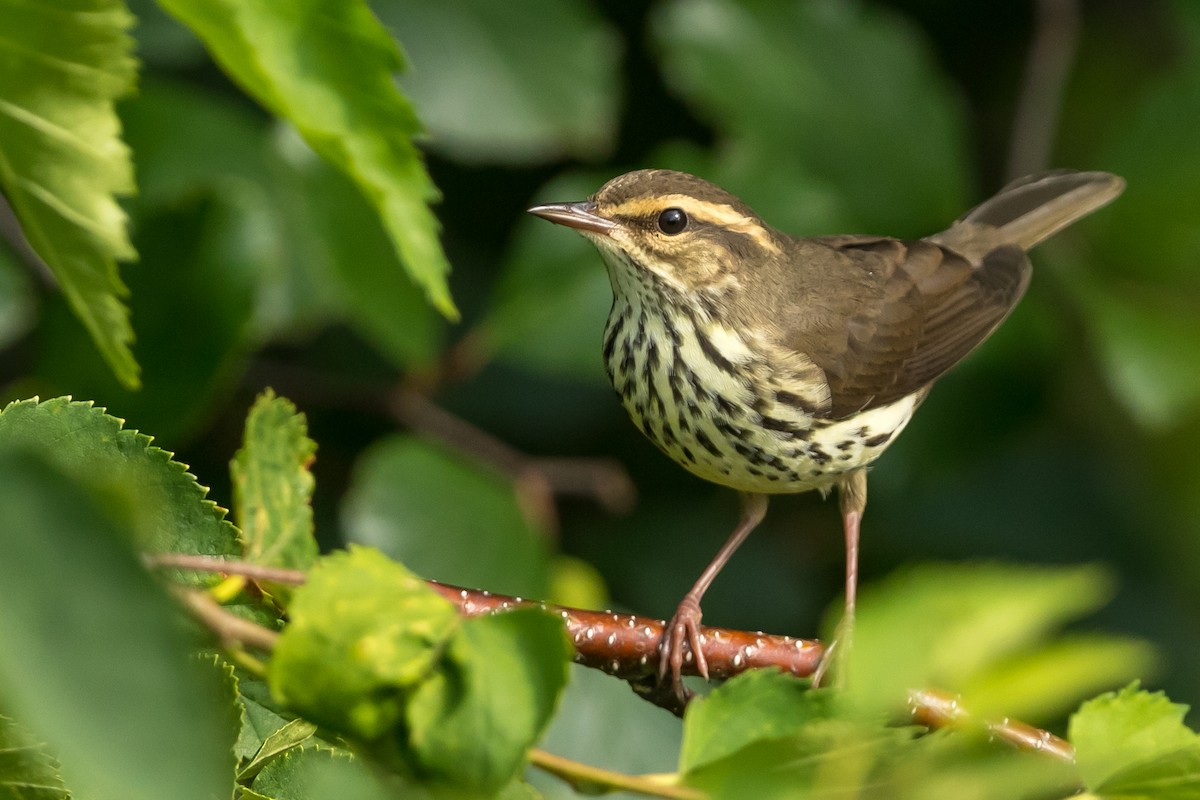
[799,235,1031,418]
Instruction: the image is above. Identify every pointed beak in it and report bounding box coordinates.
[527,201,617,236]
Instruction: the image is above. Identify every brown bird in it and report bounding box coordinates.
[528,169,1124,699]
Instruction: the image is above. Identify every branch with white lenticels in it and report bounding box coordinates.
[149,552,1075,762]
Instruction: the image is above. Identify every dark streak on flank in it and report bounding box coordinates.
[696,328,737,376]
[695,429,722,457]
[759,415,797,437]
[775,389,815,412]
[864,432,893,448]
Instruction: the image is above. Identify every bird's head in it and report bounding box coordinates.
[528,169,782,296]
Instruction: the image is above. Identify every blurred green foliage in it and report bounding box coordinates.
[3,0,1200,797]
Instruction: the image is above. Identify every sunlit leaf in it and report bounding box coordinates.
[157,0,457,317]
[963,635,1155,722]
[232,390,318,574]
[0,0,139,387]
[269,547,462,740]
[680,670,827,773]
[844,563,1113,716]
[1071,684,1200,797]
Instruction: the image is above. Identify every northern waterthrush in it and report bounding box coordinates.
[528,169,1124,698]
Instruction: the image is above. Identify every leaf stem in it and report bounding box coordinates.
[528,748,704,800]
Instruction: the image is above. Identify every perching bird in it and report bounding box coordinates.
[529,168,1124,698]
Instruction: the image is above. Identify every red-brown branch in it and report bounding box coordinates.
[151,553,1074,762]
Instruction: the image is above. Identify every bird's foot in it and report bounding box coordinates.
[812,613,855,689]
[658,594,708,703]
[811,638,838,688]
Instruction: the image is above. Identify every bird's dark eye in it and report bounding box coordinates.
[657,207,688,235]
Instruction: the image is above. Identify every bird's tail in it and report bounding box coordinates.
[931,170,1125,258]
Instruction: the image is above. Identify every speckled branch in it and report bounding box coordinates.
[151,553,1074,761]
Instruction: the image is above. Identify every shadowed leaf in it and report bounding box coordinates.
[0,451,237,800]
[382,0,621,164]
[0,397,239,559]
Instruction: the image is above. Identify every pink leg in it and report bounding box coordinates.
[815,470,867,687]
[659,492,769,701]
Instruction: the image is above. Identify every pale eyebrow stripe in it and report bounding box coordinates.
[608,194,782,255]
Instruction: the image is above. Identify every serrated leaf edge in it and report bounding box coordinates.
[0,396,240,546]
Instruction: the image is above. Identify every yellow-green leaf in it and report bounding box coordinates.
[232,390,318,574]
[0,0,139,387]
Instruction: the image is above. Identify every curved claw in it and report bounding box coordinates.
[658,595,707,702]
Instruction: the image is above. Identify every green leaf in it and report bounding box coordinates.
[0,716,70,800]
[1071,684,1200,794]
[157,0,457,318]
[844,563,1114,716]
[1087,11,1200,289]
[963,635,1156,723]
[683,712,1070,800]
[266,552,568,795]
[268,128,442,368]
[204,653,245,789]
[1072,280,1200,430]
[235,675,295,762]
[652,0,969,236]
[528,664,682,798]
[269,547,462,740]
[0,0,140,387]
[498,781,542,800]
[121,76,273,209]
[680,670,828,773]
[343,436,550,598]
[35,189,262,443]
[683,717,910,799]
[232,390,318,574]
[238,719,318,782]
[406,608,571,794]
[381,0,621,164]
[248,746,412,800]
[0,239,35,351]
[126,0,208,68]
[0,397,239,559]
[0,450,237,800]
